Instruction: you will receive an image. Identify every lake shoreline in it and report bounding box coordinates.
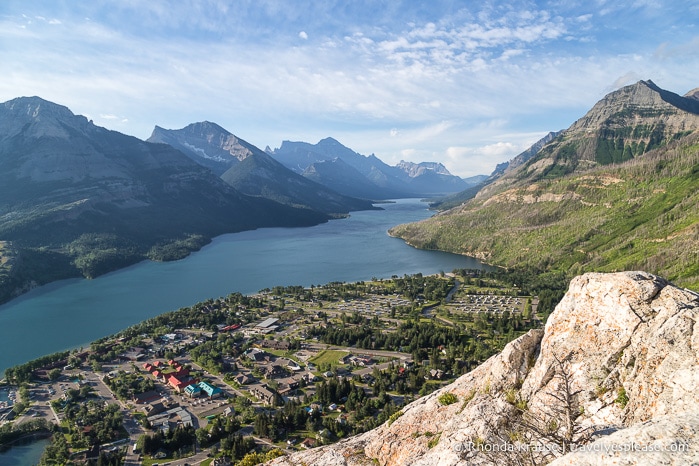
[0,199,487,375]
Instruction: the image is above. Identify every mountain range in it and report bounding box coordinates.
[0,98,331,302]
[148,122,376,216]
[0,97,473,304]
[267,138,481,199]
[391,80,699,289]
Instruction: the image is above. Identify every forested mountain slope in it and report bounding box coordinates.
[0,97,328,303]
[390,81,699,289]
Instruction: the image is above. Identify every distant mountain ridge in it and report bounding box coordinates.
[491,131,563,177]
[396,160,453,177]
[390,80,699,289]
[148,123,376,215]
[427,132,558,211]
[268,138,470,198]
[148,121,257,175]
[0,97,329,303]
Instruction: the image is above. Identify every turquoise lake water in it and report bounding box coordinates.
[0,199,486,374]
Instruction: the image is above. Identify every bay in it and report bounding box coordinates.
[0,199,486,374]
[0,438,49,466]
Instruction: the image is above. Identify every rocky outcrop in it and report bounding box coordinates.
[548,411,699,465]
[268,272,699,465]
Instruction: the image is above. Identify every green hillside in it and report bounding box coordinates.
[390,134,699,289]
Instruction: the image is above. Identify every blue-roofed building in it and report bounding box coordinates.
[184,384,202,398]
[198,381,222,399]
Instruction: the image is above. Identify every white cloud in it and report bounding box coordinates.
[441,140,529,177]
[1,1,697,179]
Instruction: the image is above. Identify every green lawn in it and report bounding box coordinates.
[264,348,304,365]
[309,350,349,366]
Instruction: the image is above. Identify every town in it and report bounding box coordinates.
[1,269,553,466]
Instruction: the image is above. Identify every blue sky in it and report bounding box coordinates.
[2,1,698,177]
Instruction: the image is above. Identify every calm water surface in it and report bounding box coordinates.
[0,199,485,374]
[0,438,49,466]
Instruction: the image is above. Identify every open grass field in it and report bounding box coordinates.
[309,350,349,366]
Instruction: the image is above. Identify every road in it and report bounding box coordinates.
[421,279,460,326]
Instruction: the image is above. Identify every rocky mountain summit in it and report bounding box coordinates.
[148,121,261,175]
[269,271,699,465]
[395,161,453,178]
[148,122,374,215]
[522,80,699,180]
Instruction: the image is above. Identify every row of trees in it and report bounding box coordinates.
[138,425,196,458]
[4,350,70,384]
[0,418,52,446]
[103,370,155,400]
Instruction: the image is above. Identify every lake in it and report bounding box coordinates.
[0,438,49,466]
[0,199,486,374]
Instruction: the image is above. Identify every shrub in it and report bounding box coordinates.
[615,387,629,408]
[438,392,458,406]
[388,410,404,426]
[427,433,441,449]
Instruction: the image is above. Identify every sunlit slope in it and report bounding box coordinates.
[390,135,699,289]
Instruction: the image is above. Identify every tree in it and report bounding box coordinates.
[195,428,209,447]
[254,413,269,438]
[517,356,590,457]
[463,355,592,466]
[523,298,533,320]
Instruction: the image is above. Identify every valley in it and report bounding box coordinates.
[2,79,699,466]
[0,198,483,376]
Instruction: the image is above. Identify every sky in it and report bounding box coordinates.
[2,1,699,177]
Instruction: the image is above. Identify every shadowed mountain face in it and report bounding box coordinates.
[268,137,469,198]
[148,122,376,214]
[0,97,328,299]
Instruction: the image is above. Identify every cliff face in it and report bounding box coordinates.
[269,272,699,465]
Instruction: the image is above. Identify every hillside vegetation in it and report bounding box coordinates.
[391,134,699,289]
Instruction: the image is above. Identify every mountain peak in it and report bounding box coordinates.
[685,87,699,101]
[536,79,699,168]
[4,96,71,116]
[1,96,91,141]
[183,120,229,134]
[396,160,453,177]
[317,136,342,146]
[2,96,86,123]
[147,122,259,175]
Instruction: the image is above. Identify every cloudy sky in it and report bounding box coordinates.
[2,1,698,177]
